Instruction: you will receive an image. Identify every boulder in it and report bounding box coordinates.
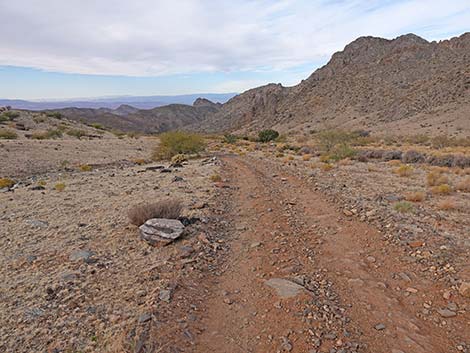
[139,218,185,246]
[459,282,470,298]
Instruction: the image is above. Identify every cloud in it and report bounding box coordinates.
[0,0,469,76]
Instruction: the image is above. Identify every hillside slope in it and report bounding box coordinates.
[199,33,470,136]
[54,98,221,133]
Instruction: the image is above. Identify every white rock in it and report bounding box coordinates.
[139,218,185,246]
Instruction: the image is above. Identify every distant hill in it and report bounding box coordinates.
[197,33,470,137]
[50,99,222,133]
[0,93,236,110]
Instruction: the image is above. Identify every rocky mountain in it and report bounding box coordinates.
[54,99,221,133]
[198,33,470,136]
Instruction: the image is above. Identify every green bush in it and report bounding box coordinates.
[316,130,354,152]
[66,129,87,139]
[223,134,237,144]
[329,144,357,161]
[0,129,18,139]
[258,129,279,143]
[46,111,63,119]
[90,123,105,130]
[2,111,20,120]
[153,131,206,160]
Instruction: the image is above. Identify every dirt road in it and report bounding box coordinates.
[193,156,469,353]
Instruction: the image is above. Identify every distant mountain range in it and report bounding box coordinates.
[0,93,237,110]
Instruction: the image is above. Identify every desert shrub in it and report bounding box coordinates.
[437,199,457,211]
[0,178,15,189]
[394,201,414,213]
[406,134,430,145]
[223,134,237,144]
[111,130,126,138]
[452,155,470,168]
[316,130,352,152]
[46,111,63,119]
[275,152,284,158]
[171,154,187,164]
[456,177,470,192]
[302,154,311,161]
[54,183,66,192]
[128,199,182,226]
[431,184,452,195]
[320,163,334,171]
[1,111,20,120]
[329,144,357,161]
[90,123,105,130]
[382,150,402,161]
[431,135,454,149]
[258,129,279,143]
[153,131,206,160]
[402,150,426,164]
[210,174,222,182]
[426,171,449,187]
[31,129,63,140]
[79,164,93,172]
[0,129,18,139]
[67,129,87,139]
[394,164,414,177]
[404,191,426,202]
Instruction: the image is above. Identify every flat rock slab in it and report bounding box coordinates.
[139,218,185,246]
[265,278,306,298]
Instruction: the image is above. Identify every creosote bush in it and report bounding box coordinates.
[258,129,279,143]
[0,129,18,139]
[437,199,457,211]
[31,129,63,140]
[426,171,449,187]
[67,129,88,139]
[153,131,206,160]
[223,134,237,144]
[128,199,183,226]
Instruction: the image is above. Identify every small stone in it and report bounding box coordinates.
[343,210,353,216]
[374,323,386,331]
[406,287,418,294]
[159,289,172,302]
[138,313,152,323]
[250,242,262,248]
[437,309,456,318]
[366,256,376,263]
[69,250,93,262]
[458,282,470,298]
[139,218,185,246]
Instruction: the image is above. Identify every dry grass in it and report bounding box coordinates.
[320,163,334,171]
[456,177,470,192]
[128,199,183,226]
[431,184,453,195]
[79,164,93,172]
[132,158,147,165]
[210,174,222,182]
[404,191,426,202]
[0,129,18,140]
[437,199,457,211]
[54,183,66,192]
[394,164,414,177]
[394,201,414,213]
[302,154,311,161]
[0,178,15,189]
[426,171,449,186]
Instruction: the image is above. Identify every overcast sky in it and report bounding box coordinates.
[1,0,469,99]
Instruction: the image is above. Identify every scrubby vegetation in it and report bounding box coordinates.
[0,129,18,139]
[90,123,105,130]
[152,131,206,160]
[1,111,20,121]
[405,191,426,202]
[0,178,15,189]
[79,164,93,172]
[128,199,182,226]
[258,129,279,143]
[31,129,63,140]
[45,111,63,119]
[394,201,414,213]
[431,184,452,195]
[223,134,237,144]
[394,164,414,177]
[210,174,222,182]
[54,183,66,192]
[67,129,88,139]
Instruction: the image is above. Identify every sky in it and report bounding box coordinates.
[0,0,469,100]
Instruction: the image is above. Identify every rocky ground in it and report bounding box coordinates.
[2,133,470,353]
[0,146,221,352]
